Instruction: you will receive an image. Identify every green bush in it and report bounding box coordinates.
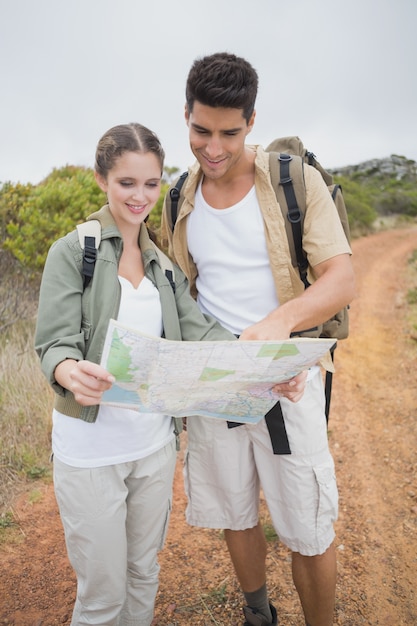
[345,166,417,218]
[1,166,173,270]
[375,188,417,216]
[3,167,105,270]
[0,181,33,244]
[334,176,377,232]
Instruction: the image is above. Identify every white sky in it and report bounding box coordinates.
[1,0,416,185]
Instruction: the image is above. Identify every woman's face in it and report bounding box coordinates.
[95,151,162,230]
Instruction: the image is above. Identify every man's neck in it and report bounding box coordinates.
[201,147,256,209]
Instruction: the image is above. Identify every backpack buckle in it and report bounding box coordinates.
[278,153,293,187]
[170,187,180,201]
[287,208,302,223]
[306,150,316,165]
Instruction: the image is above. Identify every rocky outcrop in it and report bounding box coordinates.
[330,155,417,181]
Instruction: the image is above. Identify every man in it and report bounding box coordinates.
[162,52,355,626]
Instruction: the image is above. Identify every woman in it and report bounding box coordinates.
[34,123,238,626]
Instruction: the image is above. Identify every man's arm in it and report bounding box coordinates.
[240,253,355,341]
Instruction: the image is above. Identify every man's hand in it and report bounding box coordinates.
[239,316,291,342]
[271,370,308,403]
[238,322,307,402]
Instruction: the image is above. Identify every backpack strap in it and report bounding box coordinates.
[76,220,101,288]
[270,152,335,420]
[324,344,336,424]
[169,171,189,231]
[77,220,175,292]
[149,240,176,292]
[269,152,309,287]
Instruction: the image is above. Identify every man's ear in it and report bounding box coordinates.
[246,110,256,135]
[184,103,190,125]
[94,171,107,193]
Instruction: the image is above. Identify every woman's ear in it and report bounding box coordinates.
[94,171,107,193]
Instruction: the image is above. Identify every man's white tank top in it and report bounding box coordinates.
[187,181,279,335]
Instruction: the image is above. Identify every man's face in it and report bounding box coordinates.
[185,101,255,181]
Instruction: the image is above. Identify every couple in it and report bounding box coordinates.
[35,52,355,626]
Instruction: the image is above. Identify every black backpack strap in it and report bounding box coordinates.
[169,171,189,231]
[164,269,176,293]
[324,344,336,423]
[82,236,97,288]
[227,396,291,455]
[77,220,101,289]
[278,156,333,418]
[278,154,309,287]
[264,401,291,454]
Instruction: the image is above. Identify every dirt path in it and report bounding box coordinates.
[1,228,416,626]
[328,227,417,625]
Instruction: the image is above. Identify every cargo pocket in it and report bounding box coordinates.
[313,463,338,531]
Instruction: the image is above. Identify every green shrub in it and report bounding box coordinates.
[3,167,105,270]
[1,166,172,270]
[0,181,33,244]
[375,189,417,216]
[334,176,377,232]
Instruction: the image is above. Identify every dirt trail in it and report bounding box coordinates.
[329,227,417,625]
[1,227,416,626]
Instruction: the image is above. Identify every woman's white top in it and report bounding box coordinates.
[52,276,174,468]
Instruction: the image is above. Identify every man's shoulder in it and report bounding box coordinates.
[180,162,202,197]
[250,144,268,160]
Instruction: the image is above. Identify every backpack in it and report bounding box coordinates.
[165,136,351,421]
[76,219,176,291]
[265,136,350,341]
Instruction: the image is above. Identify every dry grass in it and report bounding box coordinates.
[0,253,53,514]
[0,250,40,332]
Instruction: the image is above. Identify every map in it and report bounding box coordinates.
[100,319,336,424]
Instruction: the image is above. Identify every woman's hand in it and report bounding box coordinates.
[54,359,115,406]
[271,370,308,403]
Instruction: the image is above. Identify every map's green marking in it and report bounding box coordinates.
[199,367,235,381]
[257,344,300,359]
[107,329,135,382]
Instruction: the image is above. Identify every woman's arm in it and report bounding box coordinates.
[35,237,89,394]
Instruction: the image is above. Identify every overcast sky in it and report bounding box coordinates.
[1,0,416,185]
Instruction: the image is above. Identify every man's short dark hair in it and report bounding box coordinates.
[186,52,258,123]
